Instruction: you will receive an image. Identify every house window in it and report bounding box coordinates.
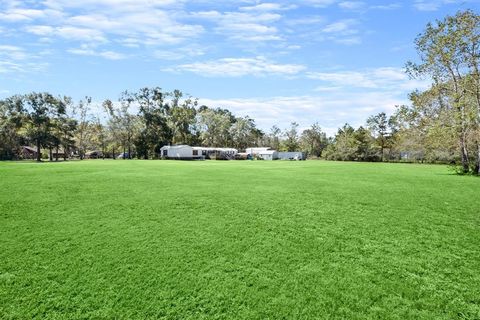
[193,150,198,156]
[202,150,206,156]
[163,150,168,156]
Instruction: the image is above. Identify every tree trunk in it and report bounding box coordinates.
[64,146,67,161]
[112,147,116,160]
[460,135,469,173]
[476,141,480,175]
[55,146,59,161]
[49,148,53,161]
[36,140,41,162]
[123,146,126,160]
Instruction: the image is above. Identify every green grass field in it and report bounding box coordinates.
[0,160,479,319]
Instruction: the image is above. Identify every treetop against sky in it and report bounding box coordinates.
[1,0,479,134]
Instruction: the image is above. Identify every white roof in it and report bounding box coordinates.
[259,150,277,155]
[161,145,191,150]
[162,145,237,152]
[193,147,237,152]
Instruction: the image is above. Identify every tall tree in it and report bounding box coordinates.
[354,126,378,161]
[283,122,300,152]
[198,107,233,147]
[407,10,480,174]
[230,116,258,150]
[75,97,92,160]
[135,87,171,158]
[268,125,281,150]
[23,92,66,162]
[324,123,357,161]
[0,95,24,160]
[366,112,389,161]
[168,91,198,145]
[118,92,138,159]
[301,122,328,158]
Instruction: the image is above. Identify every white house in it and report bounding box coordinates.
[246,147,305,160]
[246,147,271,155]
[258,150,278,161]
[160,145,204,160]
[201,147,237,160]
[277,152,305,160]
[160,145,238,160]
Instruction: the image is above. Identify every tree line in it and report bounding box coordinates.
[0,10,479,174]
[0,88,329,161]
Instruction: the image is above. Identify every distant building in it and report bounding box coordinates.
[160,145,237,160]
[200,147,237,160]
[160,145,201,160]
[246,147,305,160]
[21,146,38,160]
[258,150,278,161]
[277,152,305,161]
[245,147,271,156]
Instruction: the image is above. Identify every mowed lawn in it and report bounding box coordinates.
[0,160,479,319]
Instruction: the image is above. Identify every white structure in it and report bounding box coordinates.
[246,147,271,155]
[246,147,305,160]
[161,145,204,160]
[258,150,278,161]
[277,152,305,160]
[201,147,237,160]
[160,145,237,160]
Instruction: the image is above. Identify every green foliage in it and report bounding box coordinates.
[282,122,300,152]
[407,10,480,174]
[1,160,479,318]
[301,122,329,157]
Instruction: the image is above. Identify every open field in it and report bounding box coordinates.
[0,160,479,319]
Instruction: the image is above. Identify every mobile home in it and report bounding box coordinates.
[160,145,204,160]
[277,152,305,160]
[160,145,238,160]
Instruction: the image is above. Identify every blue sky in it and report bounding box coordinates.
[1,0,479,134]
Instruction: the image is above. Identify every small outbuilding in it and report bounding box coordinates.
[245,147,271,156]
[161,145,238,160]
[21,146,38,160]
[258,150,278,161]
[161,145,202,160]
[201,147,237,160]
[277,152,305,160]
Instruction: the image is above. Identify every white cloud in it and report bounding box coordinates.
[0,45,48,74]
[413,0,464,11]
[192,10,283,43]
[171,57,305,77]
[42,0,183,11]
[315,19,362,44]
[0,8,46,21]
[371,3,402,10]
[240,3,297,11]
[339,1,401,10]
[0,45,27,60]
[14,0,203,50]
[301,0,338,7]
[153,46,206,60]
[198,91,411,136]
[338,1,366,10]
[307,67,430,91]
[322,19,358,34]
[67,48,127,60]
